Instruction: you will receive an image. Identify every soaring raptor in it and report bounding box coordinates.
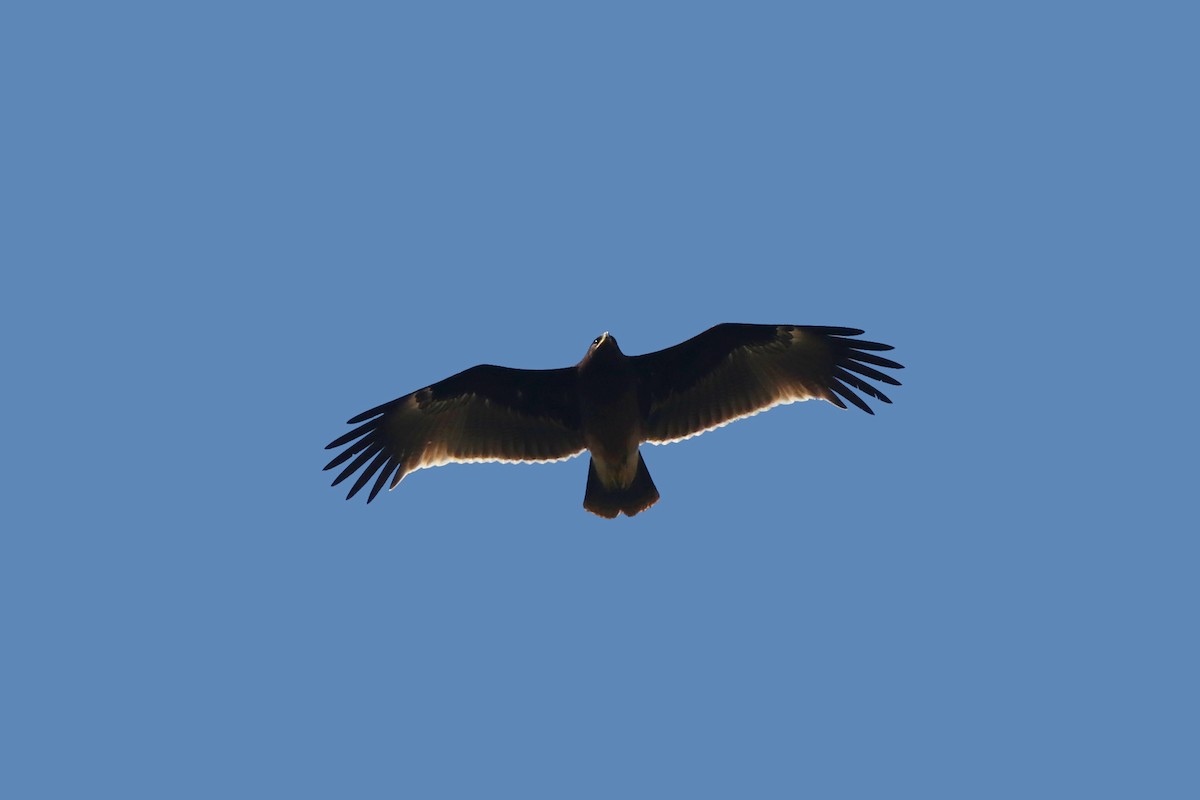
[324,324,903,518]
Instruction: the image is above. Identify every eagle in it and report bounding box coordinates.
[324,323,903,518]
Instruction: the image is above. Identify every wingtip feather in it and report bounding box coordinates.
[828,377,874,414]
[347,399,395,425]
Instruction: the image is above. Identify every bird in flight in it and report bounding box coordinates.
[324,324,903,518]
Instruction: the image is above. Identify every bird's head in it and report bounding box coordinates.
[583,331,623,362]
[593,331,619,349]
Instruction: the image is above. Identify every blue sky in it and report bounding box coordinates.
[3,2,1197,797]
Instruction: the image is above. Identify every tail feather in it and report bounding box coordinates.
[583,453,660,519]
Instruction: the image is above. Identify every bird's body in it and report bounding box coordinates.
[576,333,658,516]
[324,324,903,517]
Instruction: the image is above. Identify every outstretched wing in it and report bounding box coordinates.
[632,324,903,445]
[324,365,585,502]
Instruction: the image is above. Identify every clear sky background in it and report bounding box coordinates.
[3,2,1197,798]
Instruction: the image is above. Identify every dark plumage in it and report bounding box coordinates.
[324,324,903,517]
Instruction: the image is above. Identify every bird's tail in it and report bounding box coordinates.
[584,453,660,519]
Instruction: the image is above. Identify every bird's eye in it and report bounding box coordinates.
[593,337,601,345]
